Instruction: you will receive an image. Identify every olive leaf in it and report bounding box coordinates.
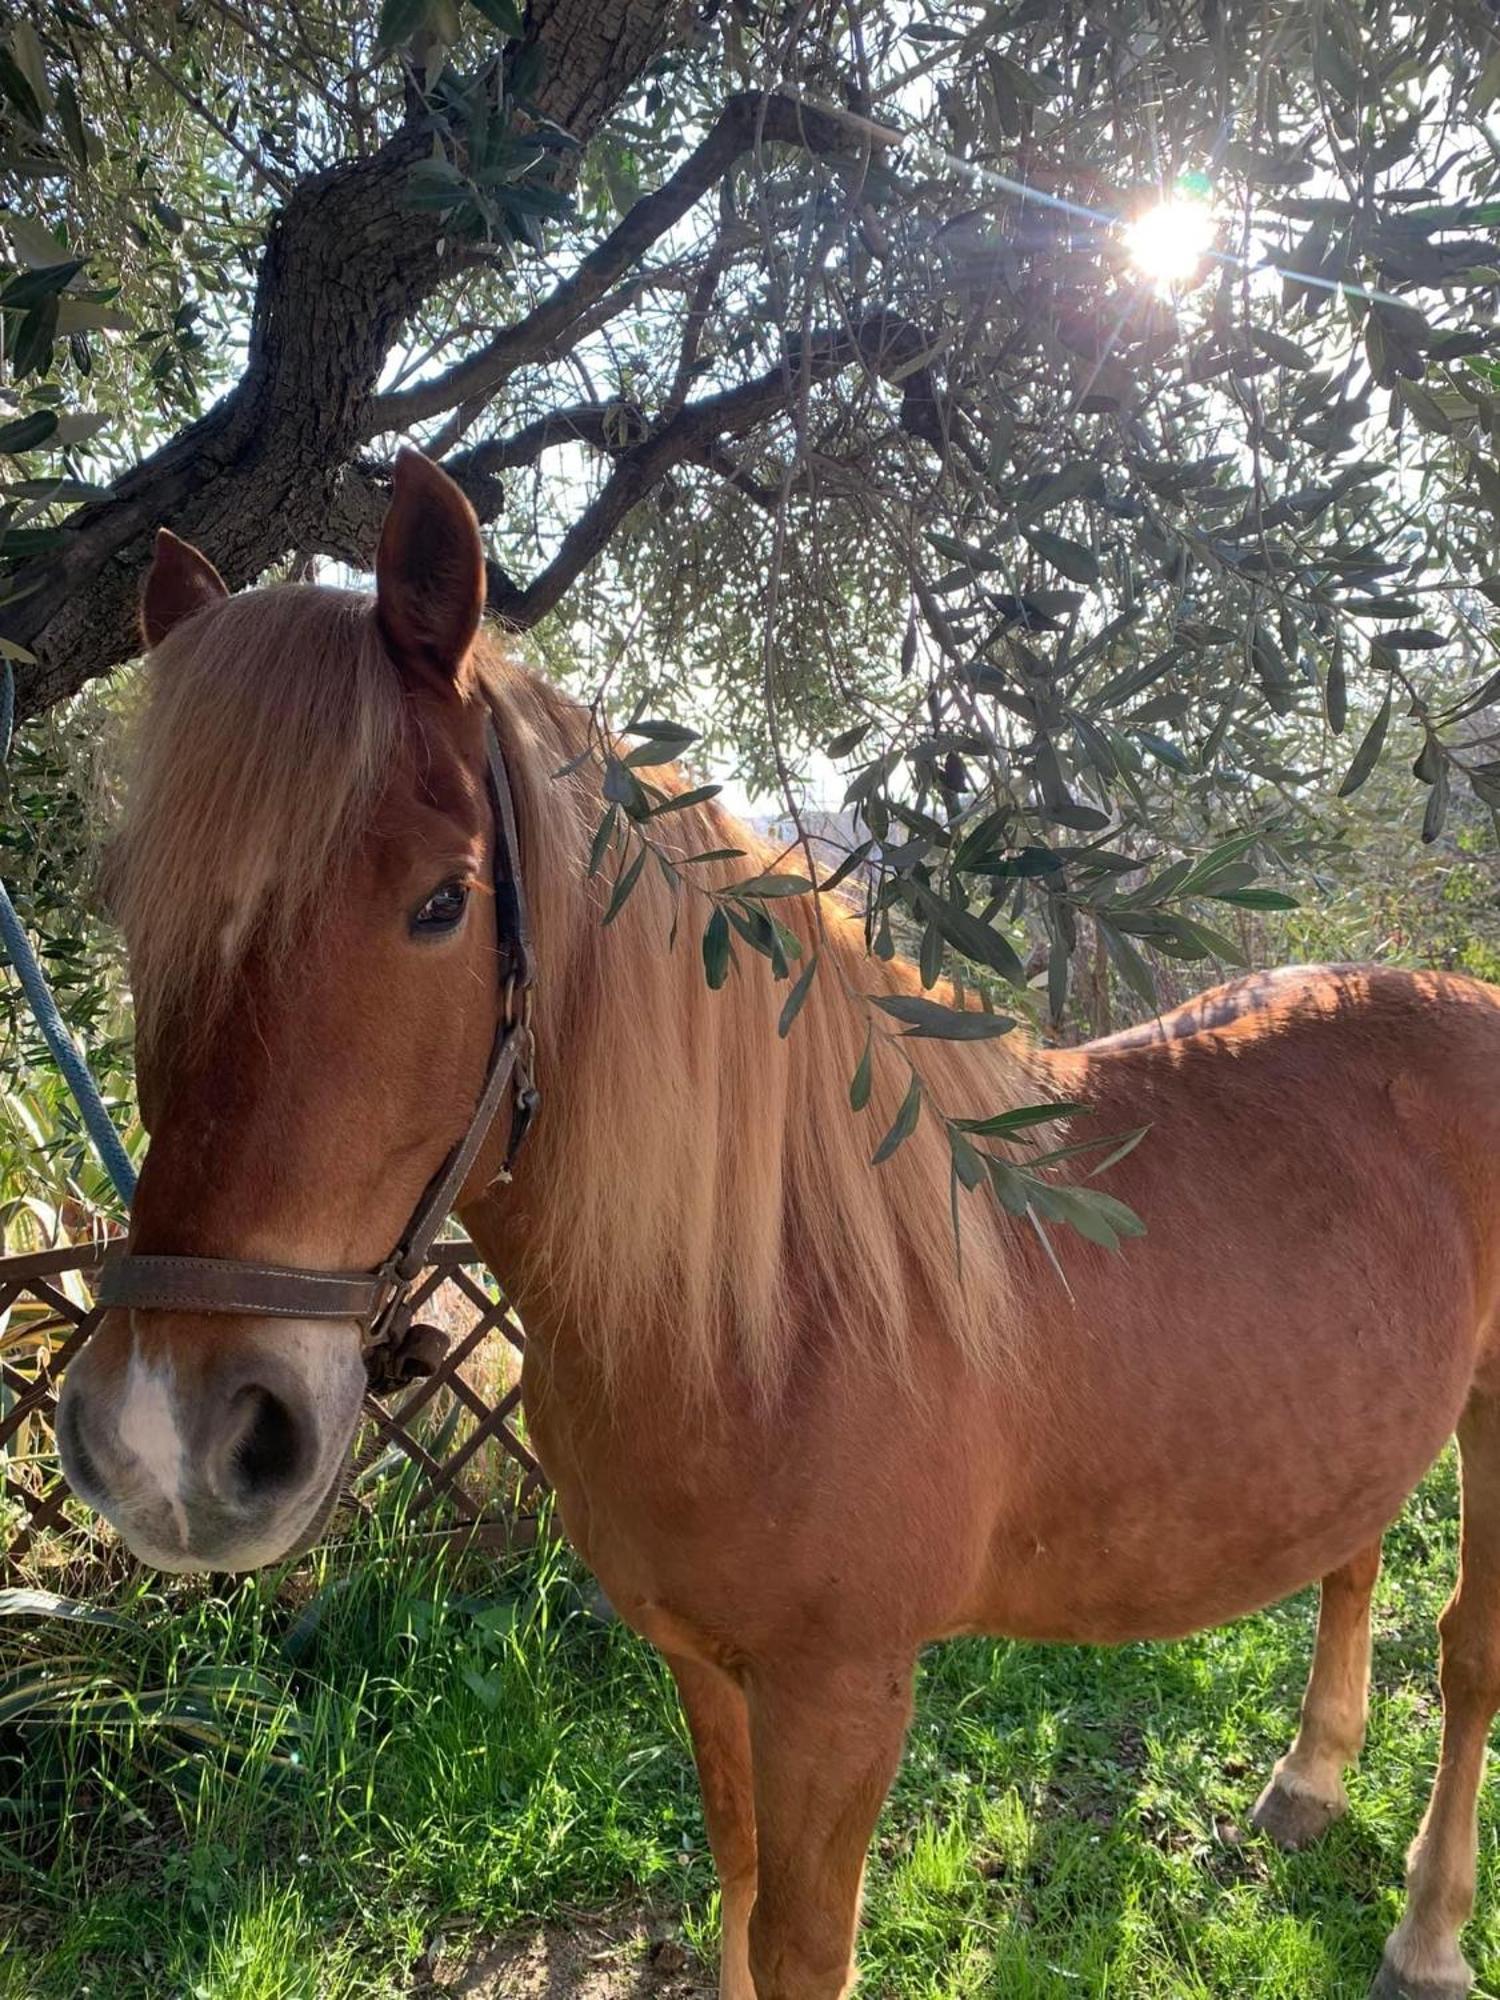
[870,994,1017,1039]
[1337,688,1393,798]
[872,1072,923,1165]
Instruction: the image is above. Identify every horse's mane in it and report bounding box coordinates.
[476,650,1039,1399]
[112,586,1040,1396]
[108,585,401,1040]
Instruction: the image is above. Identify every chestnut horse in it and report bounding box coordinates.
[57,452,1500,2000]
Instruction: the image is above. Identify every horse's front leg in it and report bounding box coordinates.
[668,1654,758,2000]
[743,1653,915,2000]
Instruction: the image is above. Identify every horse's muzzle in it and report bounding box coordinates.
[56,1309,366,1571]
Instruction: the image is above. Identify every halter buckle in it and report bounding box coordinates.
[365,1260,417,1353]
[502,974,533,1035]
[362,1262,452,1394]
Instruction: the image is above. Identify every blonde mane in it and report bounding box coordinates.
[112,587,1040,1393]
[478,646,1040,1399]
[109,586,402,1040]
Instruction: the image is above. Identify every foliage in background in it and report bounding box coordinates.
[0,683,137,1247]
[0,1,1497,1099]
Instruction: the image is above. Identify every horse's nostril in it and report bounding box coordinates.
[228,1385,304,1495]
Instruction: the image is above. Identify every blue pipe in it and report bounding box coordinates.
[0,659,137,1206]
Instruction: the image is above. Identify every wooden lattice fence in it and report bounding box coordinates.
[0,1237,545,1576]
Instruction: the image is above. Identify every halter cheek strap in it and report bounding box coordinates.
[95,716,538,1392]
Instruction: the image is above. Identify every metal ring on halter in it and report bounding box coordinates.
[500,974,536,1033]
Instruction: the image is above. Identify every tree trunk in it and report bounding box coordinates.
[2,0,680,721]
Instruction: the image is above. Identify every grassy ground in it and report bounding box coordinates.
[0,1457,1494,2000]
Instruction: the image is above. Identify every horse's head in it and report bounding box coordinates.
[57,452,513,1570]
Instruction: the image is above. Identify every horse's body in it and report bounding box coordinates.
[524,964,1495,1660]
[55,456,1500,1999]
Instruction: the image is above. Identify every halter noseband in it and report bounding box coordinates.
[95,716,539,1393]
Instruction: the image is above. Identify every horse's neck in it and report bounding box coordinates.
[472,665,1044,1419]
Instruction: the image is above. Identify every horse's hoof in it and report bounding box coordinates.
[1368,1948,1473,2000]
[1249,1774,1344,1850]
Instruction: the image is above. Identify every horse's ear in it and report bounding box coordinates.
[375,448,485,683]
[141,529,228,648]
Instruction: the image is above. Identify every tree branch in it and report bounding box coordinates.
[2,0,686,720]
[423,268,697,460]
[4,127,454,716]
[490,312,934,629]
[364,90,890,439]
[449,406,614,473]
[306,309,943,626]
[664,199,734,418]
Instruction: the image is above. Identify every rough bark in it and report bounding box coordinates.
[4,134,456,717]
[2,0,682,720]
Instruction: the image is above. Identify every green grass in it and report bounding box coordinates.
[1,1458,1495,1999]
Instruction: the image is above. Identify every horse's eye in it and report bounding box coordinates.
[411,879,469,937]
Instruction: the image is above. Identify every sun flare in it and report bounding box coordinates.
[1124,197,1216,289]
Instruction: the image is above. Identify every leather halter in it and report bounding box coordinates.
[95,716,538,1393]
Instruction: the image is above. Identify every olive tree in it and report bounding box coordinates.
[2,0,1498,1067]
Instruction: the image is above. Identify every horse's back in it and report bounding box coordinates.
[1074,963,1500,1236]
[1079,961,1500,1059]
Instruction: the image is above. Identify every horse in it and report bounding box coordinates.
[55,449,1500,2000]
